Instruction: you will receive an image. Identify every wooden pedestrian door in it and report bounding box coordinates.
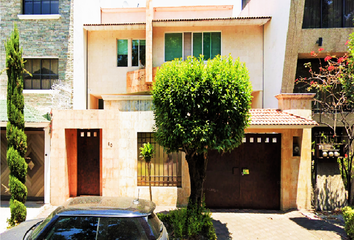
[204,134,281,209]
[77,129,100,196]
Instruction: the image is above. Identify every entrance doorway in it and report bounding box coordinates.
[77,129,100,196]
[204,134,281,209]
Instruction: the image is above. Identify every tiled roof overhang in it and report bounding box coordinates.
[249,109,318,129]
[152,16,271,27]
[84,22,146,31]
[0,100,49,128]
[83,16,271,30]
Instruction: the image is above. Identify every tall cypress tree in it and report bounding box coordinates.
[5,24,28,226]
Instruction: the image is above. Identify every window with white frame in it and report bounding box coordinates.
[165,32,221,62]
[117,39,146,67]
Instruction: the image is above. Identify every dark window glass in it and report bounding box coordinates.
[203,32,211,60]
[303,0,354,28]
[165,33,182,61]
[24,59,58,89]
[242,0,251,10]
[43,216,150,240]
[117,39,128,67]
[137,132,182,187]
[193,33,203,58]
[132,40,146,67]
[23,0,59,14]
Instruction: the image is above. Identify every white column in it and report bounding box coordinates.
[44,125,51,204]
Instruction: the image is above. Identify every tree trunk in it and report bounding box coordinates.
[186,151,208,208]
[147,162,152,202]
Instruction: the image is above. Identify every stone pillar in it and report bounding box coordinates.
[275,93,315,119]
[145,0,153,83]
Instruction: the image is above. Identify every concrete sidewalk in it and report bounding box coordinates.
[0,200,57,234]
[210,209,347,240]
[0,202,348,239]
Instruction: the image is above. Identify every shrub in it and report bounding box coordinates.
[343,206,354,238]
[157,203,216,240]
[7,199,27,226]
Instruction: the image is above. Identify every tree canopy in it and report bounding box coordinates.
[152,55,252,207]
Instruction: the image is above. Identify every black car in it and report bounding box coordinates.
[1,196,169,240]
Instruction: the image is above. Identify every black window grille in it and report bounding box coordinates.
[137,133,182,187]
[303,0,354,28]
[24,59,58,89]
[23,0,59,14]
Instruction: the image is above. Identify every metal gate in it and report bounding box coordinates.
[204,134,281,209]
[77,129,100,196]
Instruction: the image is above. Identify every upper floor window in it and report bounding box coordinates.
[24,58,58,89]
[303,0,354,28]
[137,132,182,187]
[117,39,146,67]
[23,0,59,14]
[117,39,128,67]
[165,32,221,62]
[242,0,251,10]
[132,40,146,67]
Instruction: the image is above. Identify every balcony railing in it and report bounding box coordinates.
[126,67,159,93]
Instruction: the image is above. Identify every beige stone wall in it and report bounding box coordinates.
[50,108,190,206]
[51,106,313,209]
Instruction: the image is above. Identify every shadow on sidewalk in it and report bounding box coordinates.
[290,217,348,240]
[212,219,231,239]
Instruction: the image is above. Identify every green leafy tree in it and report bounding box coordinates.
[295,33,354,203]
[139,142,154,201]
[5,24,28,226]
[152,55,252,208]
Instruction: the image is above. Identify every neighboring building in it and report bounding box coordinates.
[241,0,354,209]
[49,0,319,211]
[0,0,74,203]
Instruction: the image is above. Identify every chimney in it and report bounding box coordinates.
[275,93,315,119]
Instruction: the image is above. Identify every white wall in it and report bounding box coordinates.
[239,0,292,108]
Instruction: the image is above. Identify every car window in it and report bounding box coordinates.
[147,213,161,238]
[41,216,151,240]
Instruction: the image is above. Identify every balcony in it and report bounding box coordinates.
[126,67,159,94]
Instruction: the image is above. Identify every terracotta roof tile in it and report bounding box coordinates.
[250,109,318,126]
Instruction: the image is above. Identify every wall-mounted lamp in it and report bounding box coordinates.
[316,37,323,46]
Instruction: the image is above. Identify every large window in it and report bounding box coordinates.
[303,0,354,28]
[137,133,182,187]
[24,59,58,89]
[23,0,59,14]
[132,40,146,67]
[165,32,221,61]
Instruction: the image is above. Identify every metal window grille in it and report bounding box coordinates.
[24,59,58,89]
[137,132,182,187]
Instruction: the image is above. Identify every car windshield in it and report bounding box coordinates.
[31,216,156,240]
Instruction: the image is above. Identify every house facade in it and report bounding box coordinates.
[2,0,352,210]
[47,0,319,211]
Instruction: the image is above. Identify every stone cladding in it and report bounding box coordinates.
[0,0,74,116]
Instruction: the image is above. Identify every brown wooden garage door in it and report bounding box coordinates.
[204,133,281,209]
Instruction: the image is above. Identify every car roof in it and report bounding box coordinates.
[54,196,156,217]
